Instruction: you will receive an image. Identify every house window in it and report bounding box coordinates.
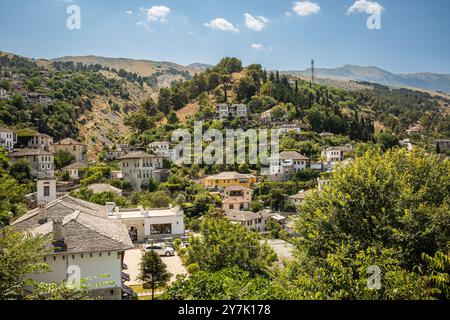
[150,224,172,235]
[44,186,50,197]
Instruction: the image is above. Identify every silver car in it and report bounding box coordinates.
[144,245,175,257]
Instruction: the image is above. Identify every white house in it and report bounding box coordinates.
[269,151,309,181]
[107,204,185,242]
[11,195,133,300]
[0,126,17,151]
[149,141,172,158]
[321,145,353,163]
[119,151,165,191]
[0,88,11,100]
[9,148,54,178]
[216,104,248,120]
[63,162,89,180]
[221,186,253,212]
[224,210,276,233]
[273,124,302,136]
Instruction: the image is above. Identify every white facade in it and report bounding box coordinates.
[149,141,172,158]
[0,127,17,151]
[109,205,185,242]
[37,179,57,206]
[30,251,123,299]
[120,152,164,191]
[270,158,308,176]
[0,88,11,100]
[273,125,302,136]
[216,104,248,120]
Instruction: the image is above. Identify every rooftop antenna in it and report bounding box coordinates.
[311,59,315,84]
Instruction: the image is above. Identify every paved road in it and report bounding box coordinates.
[124,248,187,286]
[262,239,294,261]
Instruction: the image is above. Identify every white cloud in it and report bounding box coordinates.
[251,43,263,50]
[244,13,268,31]
[141,5,171,22]
[285,12,292,17]
[204,18,239,33]
[347,0,384,15]
[125,10,133,15]
[293,1,321,17]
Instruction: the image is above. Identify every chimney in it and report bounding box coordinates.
[52,220,67,253]
[105,202,116,215]
[37,205,48,225]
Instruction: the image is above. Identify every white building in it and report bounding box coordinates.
[107,204,185,242]
[216,104,248,120]
[63,162,89,180]
[26,93,52,107]
[224,210,276,233]
[321,145,353,163]
[0,88,11,100]
[37,178,57,206]
[221,186,253,212]
[0,126,17,151]
[11,195,133,300]
[273,124,302,136]
[119,151,165,191]
[9,148,54,178]
[149,141,172,158]
[269,151,309,181]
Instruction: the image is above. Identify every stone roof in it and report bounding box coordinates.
[223,197,250,205]
[63,162,89,170]
[206,172,255,180]
[28,211,133,254]
[270,151,309,161]
[88,183,123,195]
[12,195,108,231]
[118,151,153,160]
[9,148,53,157]
[53,138,86,146]
[0,126,13,133]
[32,132,53,139]
[12,196,132,254]
[289,190,309,200]
[323,145,353,152]
[224,210,262,222]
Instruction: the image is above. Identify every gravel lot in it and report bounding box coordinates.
[124,248,187,286]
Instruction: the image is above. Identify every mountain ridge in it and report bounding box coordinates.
[285,64,450,94]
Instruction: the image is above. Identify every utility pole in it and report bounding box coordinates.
[311,59,315,84]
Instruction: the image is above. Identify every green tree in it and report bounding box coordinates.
[139,250,172,300]
[186,218,276,276]
[54,150,76,169]
[9,160,32,183]
[0,227,49,299]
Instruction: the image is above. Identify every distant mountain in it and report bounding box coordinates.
[187,62,214,71]
[285,64,450,94]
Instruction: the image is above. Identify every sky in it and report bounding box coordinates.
[0,0,450,74]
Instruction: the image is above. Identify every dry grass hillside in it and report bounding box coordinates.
[79,71,154,160]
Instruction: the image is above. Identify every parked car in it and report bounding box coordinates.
[144,245,175,257]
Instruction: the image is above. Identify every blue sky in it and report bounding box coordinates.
[1,0,450,74]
